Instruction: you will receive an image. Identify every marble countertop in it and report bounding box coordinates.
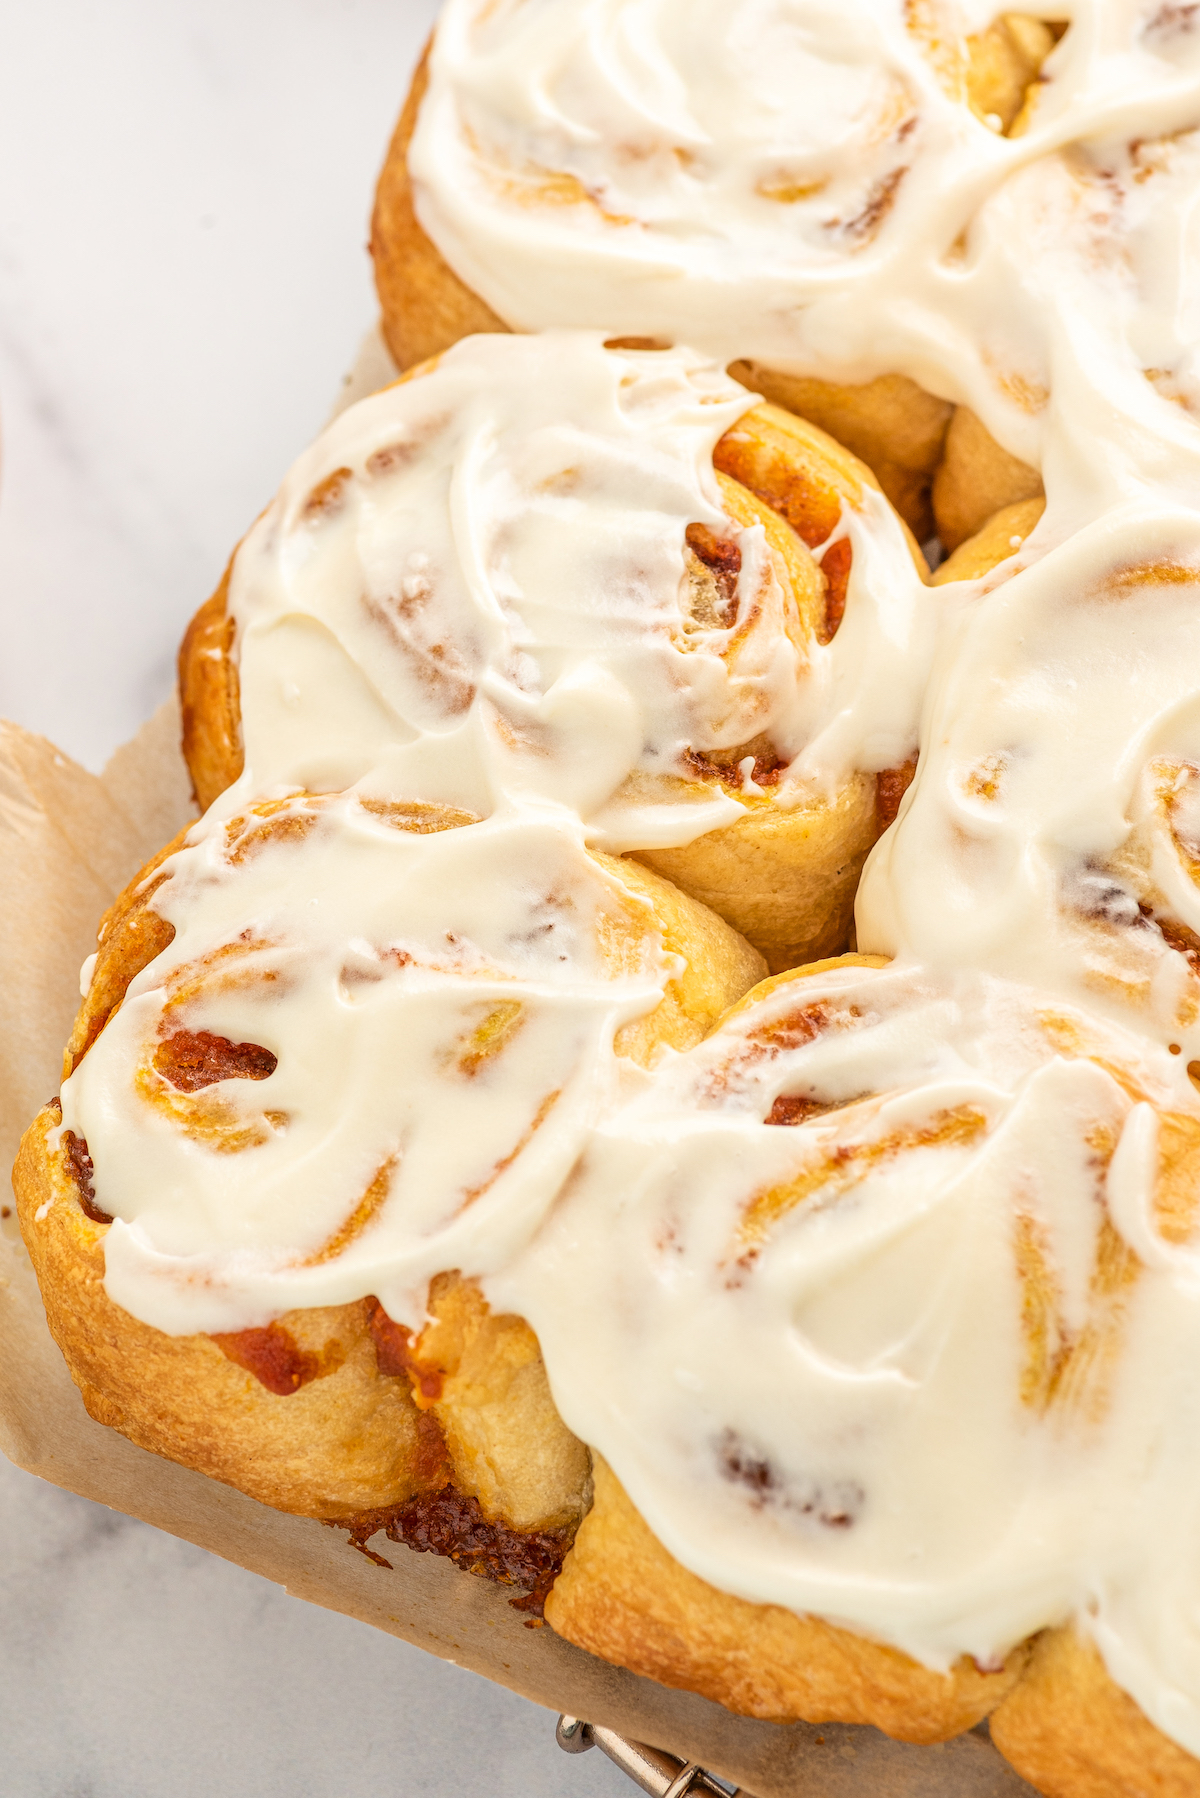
[0,5,632,1792]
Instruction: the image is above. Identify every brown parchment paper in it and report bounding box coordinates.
[0,705,1038,1798]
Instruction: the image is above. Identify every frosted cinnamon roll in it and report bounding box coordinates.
[179,334,930,972]
[860,531,1200,1062]
[489,955,1200,1777]
[14,791,763,1561]
[371,5,1063,537]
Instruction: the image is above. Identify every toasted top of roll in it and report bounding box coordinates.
[410,1,1056,405]
[408,7,1200,572]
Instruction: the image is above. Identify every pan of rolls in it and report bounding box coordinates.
[16,3,1200,1794]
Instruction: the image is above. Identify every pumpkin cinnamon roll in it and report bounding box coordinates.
[179,334,931,974]
[14,791,764,1564]
[489,954,1200,1771]
[371,4,1061,539]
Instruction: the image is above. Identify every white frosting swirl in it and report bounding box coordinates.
[226,333,927,848]
[403,6,1200,1750]
[411,0,1200,471]
[62,329,930,1341]
[858,514,1200,1044]
[61,799,669,1335]
[45,0,1200,1763]
[489,958,1200,1753]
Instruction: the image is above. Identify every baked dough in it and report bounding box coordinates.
[177,364,926,975]
[370,21,1057,541]
[990,1628,1200,1798]
[931,496,1047,586]
[546,1456,1027,1741]
[371,49,953,539]
[932,406,1045,553]
[512,951,1200,1777]
[15,1109,434,1518]
[16,795,764,1535]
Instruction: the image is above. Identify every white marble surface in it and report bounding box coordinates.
[0,0,434,771]
[0,1454,629,1798]
[0,5,631,1792]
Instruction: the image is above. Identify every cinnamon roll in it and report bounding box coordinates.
[15,790,763,1545]
[494,954,1200,1771]
[22,3,1200,1789]
[179,335,929,973]
[371,6,1058,539]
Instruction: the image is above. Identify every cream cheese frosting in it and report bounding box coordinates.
[410,0,1200,473]
[46,0,1200,1766]
[60,798,670,1335]
[488,958,1200,1754]
[224,333,928,848]
[858,515,1200,1043]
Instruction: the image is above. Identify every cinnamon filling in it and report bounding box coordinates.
[818,537,853,644]
[365,1296,445,1404]
[211,1321,343,1395]
[685,521,743,626]
[682,743,788,790]
[1147,907,1200,975]
[717,1427,862,1527]
[876,754,918,830]
[154,1029,277,1092]
[765,1093,833,1126]
[335,1485,574,1618]
[302,466,353,520]
[744,999,842,1055]
[63,1129,112,1225]
[713,431,842,548]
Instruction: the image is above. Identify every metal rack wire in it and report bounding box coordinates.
[556,1715,743,1798]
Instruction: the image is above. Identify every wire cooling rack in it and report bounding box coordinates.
[556,1715,743,1798]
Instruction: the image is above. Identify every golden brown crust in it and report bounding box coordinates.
[726,364,951,542]
[715,950,891,1027]
[966,15,1061,136]
[402,1272,592,1533]
[178,558,244,813]
[546,1458,1027,1741]
[370,43,509,372]
[989,1626,1200,1798]
[709,466,827,641]
[63,824,188,1081]
[22,1075,588,1546]
[932,496,1047,586]
[932,406,1045,553]
[14,1104,437,1519]
[627,404,924,973]
[713,400,929,574]
[598,852,768,1057]
[633,770,880,976]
